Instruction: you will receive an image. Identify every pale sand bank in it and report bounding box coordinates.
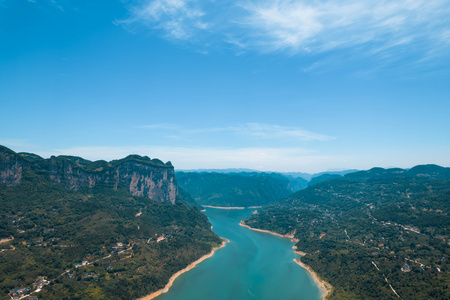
[294,249,308,256]
[294,258,332,300]
[239,221,299,242]
[203,205,245,210]
[240,221,331,299]
[139,239,229,300]
[202,205,261,210]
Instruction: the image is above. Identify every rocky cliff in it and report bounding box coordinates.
[0,146,30,186]
[0,145,177,203]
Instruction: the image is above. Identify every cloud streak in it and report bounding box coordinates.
[138,123,335,142]
[233,123,334,141]
[124,0,450,68]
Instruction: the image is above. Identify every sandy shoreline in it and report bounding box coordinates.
[294,249,308,256]
[240,221,331,299]
[139,239,229,300]
[239,221,299,242]
[294,258,332,300]
[240,221,286,238]
[202,205,245,210]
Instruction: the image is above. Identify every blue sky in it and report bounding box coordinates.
[1,0,450,173]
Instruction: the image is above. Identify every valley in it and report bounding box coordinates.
[1,145,449,299]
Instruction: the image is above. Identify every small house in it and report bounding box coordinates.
[401,264,411,272]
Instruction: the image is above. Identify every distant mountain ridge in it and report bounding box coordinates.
[177,168,260,173]
[178,168,360,183]
[344,164,450,181]
[0,145,177,203]
[176,171,299,207]
[305,165,450,187]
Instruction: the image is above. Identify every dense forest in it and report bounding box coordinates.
[245,165,450,299]
[0,161,221,299]
[176,171,303,207]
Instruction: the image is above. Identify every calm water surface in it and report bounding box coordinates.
[157,208,322,300]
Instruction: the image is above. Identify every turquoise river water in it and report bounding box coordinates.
[157,208,322,300]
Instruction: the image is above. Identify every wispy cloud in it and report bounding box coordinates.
[123,0,450,69]
[124,0,209,39]
[233,123,334,141]
[240,0,449,53]
[138,123,334,142]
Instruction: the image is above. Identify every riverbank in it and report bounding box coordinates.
[294,258,332,300]
[293,249,308,256]
[202,205,262,210]
[239,221,299,242]
[139,239,229,300]
[202,205,245,209]
[240,221,331,299]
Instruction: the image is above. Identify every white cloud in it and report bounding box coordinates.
[138,123,334,142]
[240,0,450,54]
[233,123,334,141]
[124,0,450,67]
[125,0,208,39]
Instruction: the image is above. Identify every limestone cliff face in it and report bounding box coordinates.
[0,146,178,204]
[0,146,28,186]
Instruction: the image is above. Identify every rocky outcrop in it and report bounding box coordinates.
[0,146,177,204]
[0,146,29,186]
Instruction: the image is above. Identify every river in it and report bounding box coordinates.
[157,208,322,300]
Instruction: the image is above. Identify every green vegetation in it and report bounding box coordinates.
[308,174,342,187]
[245,166,450,299]
[176,172,294,207]
[0,170,220,300]
[23,153,172,172]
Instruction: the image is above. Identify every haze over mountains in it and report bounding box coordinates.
[177,168,359,182]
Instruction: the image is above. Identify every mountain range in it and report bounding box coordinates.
[244,164,450,299]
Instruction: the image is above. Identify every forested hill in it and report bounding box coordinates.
[0,147,221,299]
[344,164,450,181]
[176,172,300,207]
[244,165,450,299]
[306,165,450,187]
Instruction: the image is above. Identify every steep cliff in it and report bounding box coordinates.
[0,146,30,186]
[0,146,177,203]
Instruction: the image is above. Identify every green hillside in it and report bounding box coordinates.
[244,167,450,299]
[176,172,294,207]
[0,170,220,300]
